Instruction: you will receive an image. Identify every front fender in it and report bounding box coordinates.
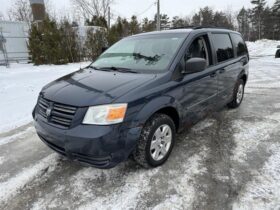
[130,95,183,128]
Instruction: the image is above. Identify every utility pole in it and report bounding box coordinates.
[108,6,111,30]
[156,0,160,31]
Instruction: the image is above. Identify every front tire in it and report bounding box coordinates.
[133,114,176,168]
[228,79,245,109]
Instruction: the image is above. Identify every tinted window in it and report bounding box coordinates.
[212,33,234,63]
[231,33,247,57]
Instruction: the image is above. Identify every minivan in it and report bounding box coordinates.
[33,27,249,169]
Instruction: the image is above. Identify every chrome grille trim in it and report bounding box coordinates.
[37,97,77,128]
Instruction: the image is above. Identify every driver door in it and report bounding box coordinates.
[178,34,219,124]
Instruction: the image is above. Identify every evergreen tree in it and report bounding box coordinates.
[237,7,250,40]
[153,14,171,30]
[85,16,108,28]
[85,28,107,60]
[200,7,215,26]
[129,16,141,35]
[29,24,44,65]
[29,17,81,65]
[192,13,201,26]
[142,17,155,32]
[107,17,129,45]
[29,17,64,65]
[59,20,81,63]
[272,0,280,40]
[172,16,190,28]
[213,11,234,29]
[251,0,267,40]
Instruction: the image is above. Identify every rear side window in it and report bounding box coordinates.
[211,33,234,63]
[231,33,248,57]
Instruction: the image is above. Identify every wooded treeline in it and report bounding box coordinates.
[5,0,280,64]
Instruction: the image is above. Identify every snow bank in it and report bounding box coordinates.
[0,62,90,133]
[246,39,280,58]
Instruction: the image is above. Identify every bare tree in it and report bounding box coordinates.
[71,0,113,20]
[8,0,32,25]
[7,0,52,27]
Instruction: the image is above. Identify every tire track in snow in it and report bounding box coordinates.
[0,126,34,146]
[233,144,280,210]
[150,150,208,210]
[231,116,280,163]
[0,153,60,207]
[29,120,212,210]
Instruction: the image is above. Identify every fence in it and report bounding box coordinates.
[0,35,30,67]
[0,23,107,68]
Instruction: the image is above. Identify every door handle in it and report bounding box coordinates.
[210,72,217,78]
[219,69,226,74]
[240,58,247,66]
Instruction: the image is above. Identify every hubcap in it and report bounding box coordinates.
[150,124,172,161]
[236,84,244,104]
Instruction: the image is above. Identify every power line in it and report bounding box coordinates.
[135,2,157,18]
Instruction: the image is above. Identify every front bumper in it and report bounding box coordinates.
[34,116,142,169]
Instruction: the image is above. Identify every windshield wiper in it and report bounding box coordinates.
[95,66,139,74]
[133,53,161,62]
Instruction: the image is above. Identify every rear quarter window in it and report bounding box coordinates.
[211,33,234,63]
[231,33,248,57]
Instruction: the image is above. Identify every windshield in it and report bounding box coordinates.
[91,34,187,72]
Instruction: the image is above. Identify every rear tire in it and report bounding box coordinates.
[133,114,176,168]
[228,79,245,109]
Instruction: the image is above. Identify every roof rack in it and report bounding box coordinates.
[170,26,230,30]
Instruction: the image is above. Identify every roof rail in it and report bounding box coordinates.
[170,25,231,30]
[170,26,196,30]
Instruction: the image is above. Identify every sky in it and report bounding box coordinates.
[0,0,276,22]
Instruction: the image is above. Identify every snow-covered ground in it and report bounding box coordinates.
[0,40,280,210]
[0,62,90,133]
[247,39,280,58]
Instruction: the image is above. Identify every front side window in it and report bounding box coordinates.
[231,33,247,57]
[92,34,187,72]
[186,35,212,67]
[212,33,234,63]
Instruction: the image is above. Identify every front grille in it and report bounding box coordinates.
[37,97,77,128]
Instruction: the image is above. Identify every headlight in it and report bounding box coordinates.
[83,104,127,125]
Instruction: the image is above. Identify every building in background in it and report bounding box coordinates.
[30,0,46,23]
[0,21,29,66]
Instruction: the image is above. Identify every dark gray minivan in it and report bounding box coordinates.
[33,27,249,169]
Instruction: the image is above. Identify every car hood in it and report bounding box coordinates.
[41,68,157,107]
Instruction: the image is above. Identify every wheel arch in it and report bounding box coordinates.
[132,96,182,132]
[238,71,248,85]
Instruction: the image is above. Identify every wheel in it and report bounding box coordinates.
[133,114,176,168]
[228,79,245,109]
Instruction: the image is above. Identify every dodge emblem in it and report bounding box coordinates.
[46,108,52,117]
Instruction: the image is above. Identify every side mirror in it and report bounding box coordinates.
[184,58,207,74]
[277,45,280,49]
